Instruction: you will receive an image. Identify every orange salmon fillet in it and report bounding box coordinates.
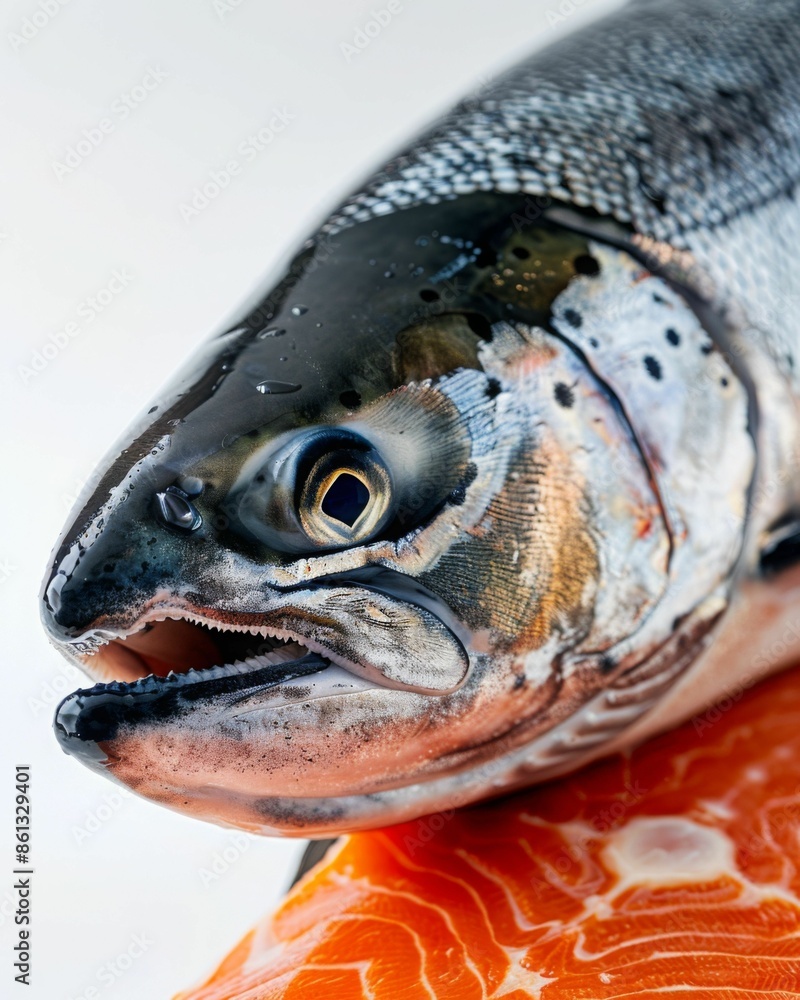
[176,668,800,999]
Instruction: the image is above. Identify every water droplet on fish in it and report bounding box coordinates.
[383,269,394,278]
[257,327,286,339]
[279,356,287,362]
[291,305,308,317]
[368,258,377,266]
[256,380,301,394]
[415,236,428,247]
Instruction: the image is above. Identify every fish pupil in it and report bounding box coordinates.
[321,473,370,527]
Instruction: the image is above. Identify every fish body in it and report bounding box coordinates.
[175,663,800,999]
[43,0,800,836]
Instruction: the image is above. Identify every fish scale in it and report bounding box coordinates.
[38,0,800,992]
[325,0,800,385]
[42,0,800,850]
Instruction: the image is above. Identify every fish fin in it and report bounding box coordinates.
[288,838,339,887]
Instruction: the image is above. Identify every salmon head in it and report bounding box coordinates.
[43,193,757,835]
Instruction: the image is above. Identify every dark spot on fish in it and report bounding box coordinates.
[148,406,158,414]
[419,288,440,302]
[720,377,728,387]
[574,254,600,276]
[140,561,150,572]
[448,485,466,506]
[563,308,582,328]
[787,353,795,370]
[554,381,574,408]
[485,377,502,399]
[466,312,493,342]
[644,355,662,380]
[473,245,497,268]
[511,246,530,260]
[103,563,115,574]
[339,389,362,410]
[148,537,157,545]
[653,292,666,304]
[247,429,259,438]
[665,328,680,347]
[600,654,616,673]
[589,337,599,348]
[513,674,526,690]
[448,463,478,506]
[700,341,714,355]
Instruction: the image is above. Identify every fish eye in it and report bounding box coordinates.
[295,434,393,548]
[232,428,395,553]
[320,473,369,526]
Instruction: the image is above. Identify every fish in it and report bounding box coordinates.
[42,0,800,838]
[173,663,800,1000]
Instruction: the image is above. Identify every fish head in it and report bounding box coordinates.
[42,194,754,835]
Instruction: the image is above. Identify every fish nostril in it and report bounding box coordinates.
[155,486,202,533]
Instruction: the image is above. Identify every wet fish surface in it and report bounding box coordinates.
[42,0,800,837]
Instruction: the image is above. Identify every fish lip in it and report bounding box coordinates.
[52,650,331,764]
[52,568,470,695]
[49,602,357,765]
[53,600,371,685]
[51,577,457,765]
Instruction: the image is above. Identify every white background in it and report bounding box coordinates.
[0,0,622,996]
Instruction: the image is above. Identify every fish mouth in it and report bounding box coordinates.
[63,610,340,688]
[52,609,377,758]
[52,572,470,763]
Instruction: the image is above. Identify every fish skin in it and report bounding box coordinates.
[173,664,800,1000]
[42,0,800,836]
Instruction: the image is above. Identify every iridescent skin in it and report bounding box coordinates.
[42,0,800,835]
